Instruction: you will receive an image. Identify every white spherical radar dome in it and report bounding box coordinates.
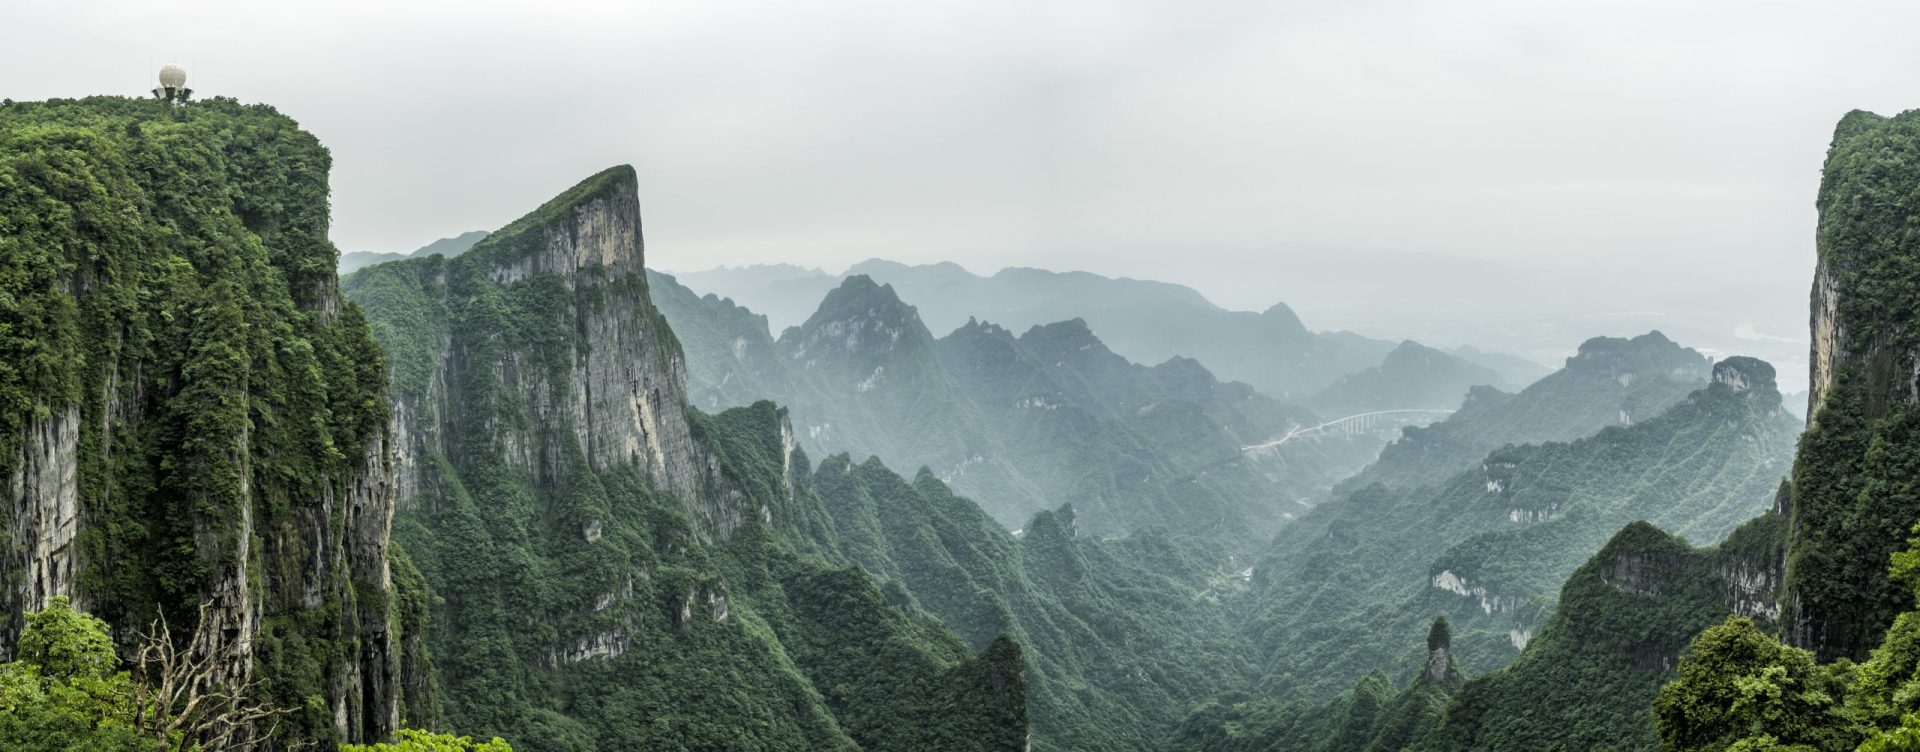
[159,64,187,89]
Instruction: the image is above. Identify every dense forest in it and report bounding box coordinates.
[6,85,1920,752]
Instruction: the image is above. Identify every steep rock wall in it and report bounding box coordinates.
[0,97,403,745]
[1783,109,1920,660]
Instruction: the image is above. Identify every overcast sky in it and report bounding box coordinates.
[6,0,1919,314]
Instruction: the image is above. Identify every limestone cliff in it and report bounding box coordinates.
[1782,109,1920,660]
[343,167,1027,750]
[368,166,776,541]
[0,97,403,744]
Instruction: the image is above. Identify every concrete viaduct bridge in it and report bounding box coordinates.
[1240,409,1455,452]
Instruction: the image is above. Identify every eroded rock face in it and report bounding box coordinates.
[383,169,784,544]
[3,406,83,636]
[1808,257,1844,424]
[0,102,404,746]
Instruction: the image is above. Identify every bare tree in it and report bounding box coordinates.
[127,600,305,751]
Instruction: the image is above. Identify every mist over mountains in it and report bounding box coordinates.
[12,64,1920,752]
[669,250,1808,396]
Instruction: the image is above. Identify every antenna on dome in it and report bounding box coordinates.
[152,63,192,106]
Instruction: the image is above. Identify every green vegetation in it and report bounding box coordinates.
[1333,330,1711,495]
[1630,108,1920,752]
[1169,617,1460,752]
[805,453,1259,751]
[1235,355,1796,705]
[0,598,156,751]
[343,729,514,752]
[344,175,1027,751]
[0,96,406,745]
[1780,108,1920,661]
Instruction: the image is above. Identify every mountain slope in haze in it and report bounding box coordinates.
[1178,106,1920,752]
[1235,355,1798,704]
[1183,511,1788,752]
[673,259,1476,401]
[1449,345,1552,388]
[1309,340,1506,416]
[1171,618,1463,752]
[343,167,1026,751]
[811,454,1259,752]
[339,229,489,274]
[652,271,1392,543]
[1335,331,1713,496]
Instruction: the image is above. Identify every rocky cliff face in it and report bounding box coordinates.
[344,168,1027,750]
[0,97,403,745]
[373,167,772,542]
[1781,109,1920,660]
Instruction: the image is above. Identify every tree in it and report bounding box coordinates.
[1653,617,1839,752]
[0,597,161,751]
[342,728,513,751]
[126,600,300,750]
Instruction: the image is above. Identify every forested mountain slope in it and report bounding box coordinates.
[342,167,1026,751]
[1235,356,1798,704]
[1333,331,1712,496]
[1624,107,1920,752]
[803,451,1260,751]
[1192,107,1920,752]
[0,96,415,746]
[651,271,1389,543]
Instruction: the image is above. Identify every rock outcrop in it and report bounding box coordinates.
[1781,109,1920,660]
[0,97,403,745]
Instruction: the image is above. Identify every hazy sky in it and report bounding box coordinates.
[6,0,1920,314]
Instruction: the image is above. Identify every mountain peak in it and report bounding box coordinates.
[1566,331,1709,380]
[782,274,934,361]
[464,165,644,282]
[1016,318,1115,361]
[1260,301,1308,333]
[1712,356,1777,395]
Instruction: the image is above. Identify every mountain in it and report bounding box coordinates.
[1778,108,1920,661]
[1232,354,1798,705]
[650,271,1391,543]
[1224,106,1920,752]
[338,229,489,274]
[1184,509,1788,752]
[811,456,1259,752]
[1333,331,1713,496]
[1449,345,1552,388]
[342,167,1027,750]
[671,260,1504,401]
[1308,340,1507,416]
[0,97,416,744]
[1171,617,1463,752]
[1585,108,1920,752]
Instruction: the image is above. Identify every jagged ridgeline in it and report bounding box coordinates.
[648,271,1388,546]
[342,166,1026,750]
[0,97,408,743]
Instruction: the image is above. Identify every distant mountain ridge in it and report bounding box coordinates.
[649,271,1393,544]
[1309,341,1507,416]
[338,229,490,274]
[667,259,1550,401]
